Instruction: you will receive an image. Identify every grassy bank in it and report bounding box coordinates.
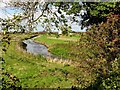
[34,34,87,61]
[34,34,81,60]
[34,34,79,47]
[2,34,96,88]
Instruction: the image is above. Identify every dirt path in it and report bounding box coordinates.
[47,37,79,42]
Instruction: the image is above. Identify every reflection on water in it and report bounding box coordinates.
[23,39,53,57]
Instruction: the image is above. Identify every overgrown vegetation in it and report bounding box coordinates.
[46,14,120,89]
[2,34,98,89]
[84,14,120,90]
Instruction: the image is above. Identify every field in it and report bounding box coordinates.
[33,33,120,89]
[2,34,97,88]
[34,34,80,46]
[34,34,80,59]
[34,34,91,61]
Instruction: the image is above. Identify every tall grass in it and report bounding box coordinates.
[2,34,96,88]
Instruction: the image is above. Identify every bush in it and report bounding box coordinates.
[79,14,120,89]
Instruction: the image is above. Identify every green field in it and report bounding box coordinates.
[34,34,80,59]
[34,34,80,46]
[2,34,96,88]
[2,33,119,89]
[34,34,90,61]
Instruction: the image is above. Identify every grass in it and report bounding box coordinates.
[34,34,79,47]
[2,34,96,88]
[34,34,99,61]
[34,34,81,60]
[34,34,87,60]
[0,35,3,87]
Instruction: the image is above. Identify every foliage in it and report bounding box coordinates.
[67,2,120,27]
[52,2,120,29]
[80,14,120,89]
[60,25,72,36]
[2,2,120,33]
[1,34,22,89]
[48,14,120,89]
[81,2,120,26]
[0,15,25,34]
[1,34,33,89]
[85,14,120,63]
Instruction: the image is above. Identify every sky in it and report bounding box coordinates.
[0,1,87,32]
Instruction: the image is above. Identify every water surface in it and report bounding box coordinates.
[23,39,54,58]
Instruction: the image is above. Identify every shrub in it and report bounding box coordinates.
[80,14,120,89]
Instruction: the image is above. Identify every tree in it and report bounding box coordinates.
[66,2,120,27]
[79,14,120,90]
[7,1,49,32]
[0,14,24,34]
[1,2,120,33]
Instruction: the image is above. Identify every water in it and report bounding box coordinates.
[23,39,53,58]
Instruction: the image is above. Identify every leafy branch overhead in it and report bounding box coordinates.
[1,1,120,33]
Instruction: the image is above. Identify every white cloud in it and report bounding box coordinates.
[0,2,7,8]
[1,0,11,2]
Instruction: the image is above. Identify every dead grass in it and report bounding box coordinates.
[47,37,79,42]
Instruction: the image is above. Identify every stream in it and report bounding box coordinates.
[22,36,71,64]
[23,38,55,58]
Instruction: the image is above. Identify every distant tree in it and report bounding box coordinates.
[60,25,72,36]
